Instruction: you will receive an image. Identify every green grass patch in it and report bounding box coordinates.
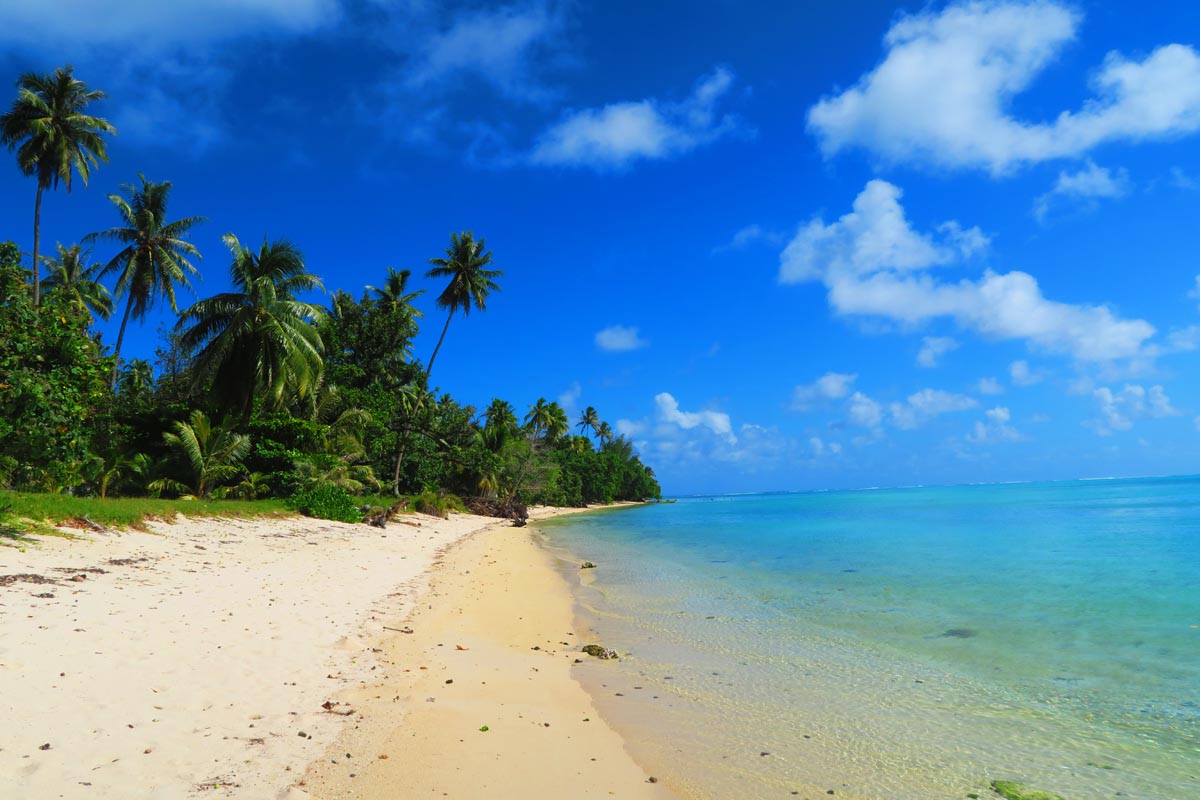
[0,491,294,536]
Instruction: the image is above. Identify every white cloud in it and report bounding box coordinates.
[808,436,843,458]
[0,0,338,48]
[917,335,958,367]
[595,325,648,352]
[1194,415,1200,432]
[977,377,1004,395]
[1033,161,1130,222]
[779,180,1156,362]
[615,418,646,438]
[655,392,736,444]
[531,67,742,169]
[405,2,564,100]
[848,391,883,429]
[807,1,1200,173]
[557,381,582,413]
[889,388,978,429]
[1009,360,1043,386]
[714,224,784,253]
[792,371,857,410]
[1189,276,1200,311]
[967,406,1024,443]
[1088,384,1180,435]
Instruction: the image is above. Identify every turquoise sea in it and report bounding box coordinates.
[541,477,1200,799]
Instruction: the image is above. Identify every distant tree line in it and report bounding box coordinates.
[0,66,661,515]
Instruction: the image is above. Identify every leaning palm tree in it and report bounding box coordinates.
[0,65,115,307]
[596,421,614,444]
[41,243,113,320]
[178,234,325,422]
[576,406,600,438]
[367,267,424,316]
[148,410,250,499]
[85,175,204,382]
[424,231,502,376]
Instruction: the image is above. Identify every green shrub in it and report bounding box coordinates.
[288,484,362,523]
[411,489,464,519]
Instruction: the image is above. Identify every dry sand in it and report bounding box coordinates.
[298,511,675,799]
[0,511,493,799]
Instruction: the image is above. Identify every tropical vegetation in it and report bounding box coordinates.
[0,67,660,525]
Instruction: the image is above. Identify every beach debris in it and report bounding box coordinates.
[383,625,413,634]
[378,754,389,760]
[580,561,597,569]
[1,573,58,587]
[455,644,468,650]
[989,780,1065,800]
[39,743,51,750]
[647,777,658,783]
[581,644,618,659]
[479,725,489,732]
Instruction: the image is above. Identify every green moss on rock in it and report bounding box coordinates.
[990,780,1065,800]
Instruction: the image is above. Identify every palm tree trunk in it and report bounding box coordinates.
[31,183,43,309]
[426,310,454,377]
[391,432,409,497]
[110,294,135,389]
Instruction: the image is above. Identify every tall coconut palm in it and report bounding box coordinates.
[178,234,325,422]
[596,421,613,444]
[524,397,552,437]
[86,175,204,382]
[0,66,115,308]
[545,402,570,440]
[367,267,424,316]
[576,406,600,438]
[41,243,113,320]
[148,410,250,499]
[424,231,502,376]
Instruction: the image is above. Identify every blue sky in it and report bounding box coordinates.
[3,0,1200,494]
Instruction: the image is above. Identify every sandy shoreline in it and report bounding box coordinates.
[299,507,673,799]
[0,505,669,799]
[0,511,493,799]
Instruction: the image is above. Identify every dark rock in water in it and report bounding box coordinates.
[580,561,597,569]
[581,644,618,659]
[842,569,858,573]
[941,628,976,639]
[990,780,1065,800]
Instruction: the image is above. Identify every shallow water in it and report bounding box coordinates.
[543,478,1200,799]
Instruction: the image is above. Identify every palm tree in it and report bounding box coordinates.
[148,410,250,499]
[0,65,115,308]
[178,234,325,422]
[597,421,613,444]
[524,397,552,437]
[41,243,113,320]
[424,231,503,376]
[86,175,204,382]
[391,383,435,496]
[545,401,570,441]
[576,406,600,438]
[367,267,424,316]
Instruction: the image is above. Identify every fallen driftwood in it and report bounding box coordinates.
[362,500,408,529]
[465,497,528,526]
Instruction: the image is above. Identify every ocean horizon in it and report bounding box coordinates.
[544,475,1200,799]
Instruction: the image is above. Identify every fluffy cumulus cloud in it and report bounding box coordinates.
[655,392,736,444]
[889,389,978,429]
[917,335,958,367]
[405,1,566,100]
[847,391,884,429]
[1009,360,1043,386]
[1088,384,1179,435]
[792,371,857,410]
[595,325,648,352]
[1033,162,1130,222]
[967,406,1024,443]
[807,1,1200,173]
[809,437,843,458]
[977,377,1004,395]
[531,67,742,169]
[779,180,1157,362]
